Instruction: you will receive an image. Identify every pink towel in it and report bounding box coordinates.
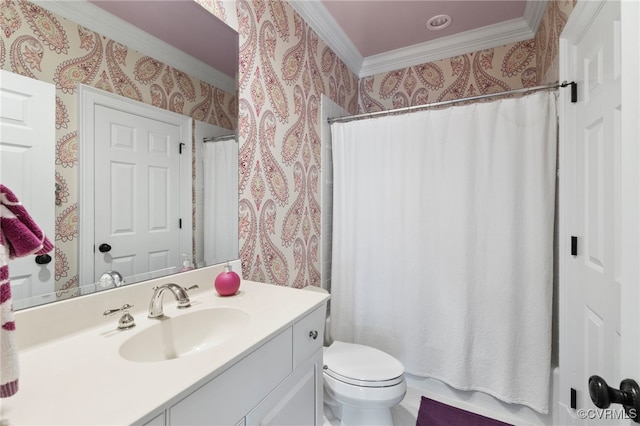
[0,184,53,398]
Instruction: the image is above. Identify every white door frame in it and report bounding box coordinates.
[559,0,640,423]
[78,85,192,288]
[618,0,640,390]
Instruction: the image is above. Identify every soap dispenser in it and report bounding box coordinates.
[178,254,194,272]
[214,261,241,296]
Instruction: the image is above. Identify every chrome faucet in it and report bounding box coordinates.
[98,270,124,289]
[104,304,136,330]
[148,283,199,318]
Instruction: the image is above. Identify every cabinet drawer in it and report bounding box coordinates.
[293,305,326,367]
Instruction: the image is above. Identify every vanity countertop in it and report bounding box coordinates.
[0,269,329,426]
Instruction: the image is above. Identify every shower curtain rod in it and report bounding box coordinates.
[203,134,236,143]
[328,81,576,124]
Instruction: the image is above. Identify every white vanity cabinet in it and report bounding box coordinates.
[247,304,326,425]
[147,304,326,426]
[246,350,323,425]
[3,273,330,426]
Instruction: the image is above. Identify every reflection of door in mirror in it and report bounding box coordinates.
[194,122,238,268]
[0,70,56,310]
[93,105,185,286]
[79,86,192,293]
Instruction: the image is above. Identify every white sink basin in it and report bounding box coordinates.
[119,307,250,362]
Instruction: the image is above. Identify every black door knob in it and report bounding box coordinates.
[589,375,640,423]
[98,243,112,253]
[35,254,52,265]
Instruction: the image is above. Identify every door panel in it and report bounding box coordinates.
[0,70,55,309]
[94,104,182,284]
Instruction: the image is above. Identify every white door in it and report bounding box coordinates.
[560,0,640,424]
[93,104,183,284]
[0,70,55,309]
[79,85,192,289]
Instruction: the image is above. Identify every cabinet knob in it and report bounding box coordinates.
[309,330,318,340]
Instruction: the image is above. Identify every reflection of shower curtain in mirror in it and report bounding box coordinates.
[203,138,238,266]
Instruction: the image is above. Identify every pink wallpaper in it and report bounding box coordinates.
[358,0,576,112]
[536,0,576,84]
[2,0,575,299]
[236,0,358,288]
[235,0,574,288]
[359,40,537,112]
[0,0,236,299]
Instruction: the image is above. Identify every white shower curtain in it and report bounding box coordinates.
[203,138,239,266]
[330,92,556,413]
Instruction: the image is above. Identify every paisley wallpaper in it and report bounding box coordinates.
[2,0,575,300]
[235,0,359,288]
[235,0,575,288]
[0,0,236,299]
[536,0,576,84]
[358,0,576,112]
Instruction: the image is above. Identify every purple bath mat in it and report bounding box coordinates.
[416,396,513,426]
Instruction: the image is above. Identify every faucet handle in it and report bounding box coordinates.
[103,303,133,316]
[103,304,135,330]
[176,285,199,309]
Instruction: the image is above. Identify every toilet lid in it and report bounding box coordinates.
[323,341,404,387]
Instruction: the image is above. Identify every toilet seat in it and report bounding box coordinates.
[323,341,404,388]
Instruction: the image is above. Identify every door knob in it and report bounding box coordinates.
[589,375,640,423]
[35,254,52,265]
[98,243,112,253]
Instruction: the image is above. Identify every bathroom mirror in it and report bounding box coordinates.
[13,0,239,310]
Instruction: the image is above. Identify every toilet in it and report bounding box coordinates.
[303,286,407,426]
[323,340,407,425]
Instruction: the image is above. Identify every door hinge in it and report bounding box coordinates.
[571,236,578,256]
[179,218,182,229]
[571,387,577,409]
[560,81,578,103]
[179,142,185,154]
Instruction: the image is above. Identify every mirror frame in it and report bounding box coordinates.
[8,0,240,309]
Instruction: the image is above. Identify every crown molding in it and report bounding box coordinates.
[290,0,547,79]
[360,15,537,77]
[523,0,548,34]
[32,0,236,94]
[288,0,363,76]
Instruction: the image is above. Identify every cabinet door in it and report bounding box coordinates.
[141,411,165,426]
[169,328,292,425]
[246,350,323,426]
[293,305,325,367]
